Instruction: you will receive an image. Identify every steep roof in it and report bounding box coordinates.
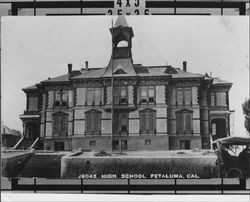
[73,68,106,79]
[114,16,128,27]
[101,58,137,77]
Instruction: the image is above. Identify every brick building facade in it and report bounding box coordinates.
[20,17,233,151]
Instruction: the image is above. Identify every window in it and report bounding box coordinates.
[145,139,151,146]
[211,92,215,106]
[86,88,102,106]
[177,89,183,105]
[184,88,191,105]
[121,140,127,150]
[62,92,68,106]
[212,123,216,136]
[52,112,68,137]
[176,88,191,106]
[139,86,155,105]
[112,140,119,150]
[139,109,156,134]
[148,87,155,103]
[113,113,128,135]
[85,110,102,135]
[216,92,227,106]
[141,87,147,104]
[114,86,128,105]
[210,92,227,107]
[180,140,190,150]
[176,110,193,134]
[89,141,96,146]
[54,91,68,107]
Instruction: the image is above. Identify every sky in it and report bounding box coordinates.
[1,16,249,136]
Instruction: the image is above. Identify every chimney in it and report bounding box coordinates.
[68,63,72,73]
[85,61,88,70]
[183,61,187,72]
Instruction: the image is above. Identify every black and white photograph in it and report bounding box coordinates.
[0,12,250,202]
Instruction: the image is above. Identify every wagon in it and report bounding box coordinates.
[213,136,250,178]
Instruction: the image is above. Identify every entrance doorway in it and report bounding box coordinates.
[26,122,39,140]
[211,118,226,141]
[112,140,128,150]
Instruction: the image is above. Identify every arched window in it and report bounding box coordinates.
[139,108,156,134]
[117,40,128,47]
[176,109,193,134]
[85,109,102,135]
[52,112,68,137]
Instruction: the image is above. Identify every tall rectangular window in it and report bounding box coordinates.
[184,88,191,105]
[94,88,101,105]
[211,92,215,106]
[86,88,102,106]
[113,113,128,135]
[177,88,191,106]
[176,110,193,134]
[212,123,216,136]
[113,86,128,105]
[54,91,68,107]
[85,110,101,135]
[121,114,128,133]
[87,88,94,105]
[139,109,156,134]
[141,87,147,104]
[177,88,183,105]
[120,86,127,104]
[148,87,155,103]
[139,86,155,104]
[55,91,61,107]
[52,112,68,137]
[62,91,68,107]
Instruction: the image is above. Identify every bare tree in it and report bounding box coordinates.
[242,99,250,134]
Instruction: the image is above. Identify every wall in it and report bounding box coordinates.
[169,136,202,150]
[61,152,218,178]
[44,138,72,151]
[2,151,33,177]
[72,136,112,151]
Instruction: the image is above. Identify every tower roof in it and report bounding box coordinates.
[114,16,128,27]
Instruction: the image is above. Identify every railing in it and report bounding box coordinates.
[29,137,39,149]
[8,177,248,194]
[12,136,24,150]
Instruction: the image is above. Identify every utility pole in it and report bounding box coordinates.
[111,19,114,152]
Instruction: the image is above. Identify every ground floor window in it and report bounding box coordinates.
[180,140,190,150]
[145,139,151,146]
[89,140,96,146]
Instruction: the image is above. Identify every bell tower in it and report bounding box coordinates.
[110,16,134,59]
